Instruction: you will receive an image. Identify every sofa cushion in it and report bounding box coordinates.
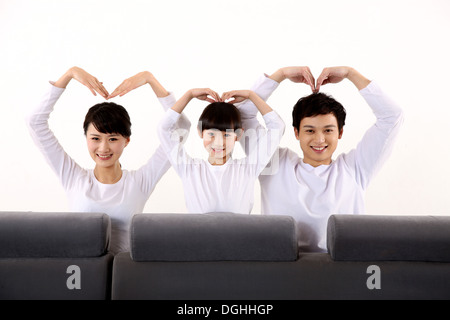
[0,211,110,258]
[327,214,450,262]
[130,213,298,261]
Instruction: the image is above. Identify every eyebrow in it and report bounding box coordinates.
[302,124,337,129]
[88,133,120,137]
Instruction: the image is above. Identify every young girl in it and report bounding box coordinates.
[26,67,190,254]
[157,88,285,214]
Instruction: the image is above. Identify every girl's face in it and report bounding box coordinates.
[86,123,130,169]
[201,129,238,165]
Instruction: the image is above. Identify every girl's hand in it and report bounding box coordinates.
[189,88,221,103]
[221,90,252,104]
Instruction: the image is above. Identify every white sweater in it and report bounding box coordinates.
[239,75,404,252]
[26,82,190,254]
[157,107,285,214]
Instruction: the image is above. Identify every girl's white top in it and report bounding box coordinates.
[157,102,285,214]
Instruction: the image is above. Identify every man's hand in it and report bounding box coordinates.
[316,66,370,91]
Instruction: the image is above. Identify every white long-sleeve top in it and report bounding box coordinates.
[157,105,285,214]
[25,82,191,254]
[238,75,404,252]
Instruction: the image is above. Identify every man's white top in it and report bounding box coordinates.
[157,105,285,214]
[25,82,190,254]
[238,75,404,252]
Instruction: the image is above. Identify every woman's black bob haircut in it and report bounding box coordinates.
[83,102,132,138]
[197,102,242,133]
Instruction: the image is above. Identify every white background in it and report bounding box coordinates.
[1,0,449,216]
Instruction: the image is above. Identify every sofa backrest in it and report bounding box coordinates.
[0,211,110,258]
[130,213,298,262]
[327,214,450,262]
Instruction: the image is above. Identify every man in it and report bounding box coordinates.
[236,66,404,252]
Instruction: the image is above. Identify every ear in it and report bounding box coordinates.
[294,127,300,140]
[338,128,344,139]
[125,137,131,147]
[197,129,203,139]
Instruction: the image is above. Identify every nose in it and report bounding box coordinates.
[313,132,325,144]
[212,134,224,146]
[98,140,110,152]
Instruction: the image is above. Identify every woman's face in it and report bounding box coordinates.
[86,123,130,169]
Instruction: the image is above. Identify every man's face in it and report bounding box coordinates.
[294,113,343,167]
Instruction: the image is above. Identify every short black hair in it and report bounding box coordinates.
[197,102,242,133]
[292,92,346,131]
[83,102,132,138]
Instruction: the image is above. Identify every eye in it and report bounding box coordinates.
[109,138,118,142]
[208,132,215,137]
[91,137,99,141]
[325,129,334,133]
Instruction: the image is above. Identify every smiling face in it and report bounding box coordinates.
[86,123,130,169]
[294,113,343,167]
[201,129,239,165]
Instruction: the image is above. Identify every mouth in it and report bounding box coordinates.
[97,154,113,160]
[311,146,327,153]
[212,147,225,153]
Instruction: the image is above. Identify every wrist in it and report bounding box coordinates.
[269,68,286,83]
[346,67,370,90]
[54,68,75,88]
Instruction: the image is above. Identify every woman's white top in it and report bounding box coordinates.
[25,82,190,254]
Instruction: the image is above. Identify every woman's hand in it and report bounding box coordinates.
[108,71,155,99]
[54,67,109,99]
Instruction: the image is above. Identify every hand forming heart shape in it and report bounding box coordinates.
[68,65,364,102]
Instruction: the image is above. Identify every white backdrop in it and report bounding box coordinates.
[1,0,449,215]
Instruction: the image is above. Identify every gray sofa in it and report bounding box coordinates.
[0,211,113,300]
[1,211,450,300]
[112,213,450,300]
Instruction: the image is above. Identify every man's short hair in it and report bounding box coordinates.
[292,92,346,131]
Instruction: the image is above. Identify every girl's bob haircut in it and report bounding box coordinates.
[197,102,242,133]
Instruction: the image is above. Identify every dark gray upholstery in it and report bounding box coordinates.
[327,214,450,261]
[0,211,110,258]
[0,211,113,300]
[130,213,298,262]
[0,255,113,300]
[112,252,450,300]
[3,211,450,300]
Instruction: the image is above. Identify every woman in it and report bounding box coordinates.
[26,67,190,254]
